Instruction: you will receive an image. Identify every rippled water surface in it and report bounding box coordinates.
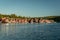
[0,23,60,40]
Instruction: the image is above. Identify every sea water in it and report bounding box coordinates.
[0,23,60,40]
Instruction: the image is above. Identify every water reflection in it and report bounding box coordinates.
[0,23,60,40]
[0,24,16,36]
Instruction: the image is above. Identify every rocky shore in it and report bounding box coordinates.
[0,17,55,24]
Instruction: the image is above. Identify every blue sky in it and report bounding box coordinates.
[0,0,60,17]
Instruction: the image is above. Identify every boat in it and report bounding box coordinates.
[5,23,9,25]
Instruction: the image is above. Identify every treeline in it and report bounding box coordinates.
[42,16,60,22]
[0,14,60,22]
[0,14,29,19]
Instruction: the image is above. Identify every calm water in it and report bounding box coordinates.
[0,23,60,40]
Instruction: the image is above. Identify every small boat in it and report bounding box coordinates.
[5,23,9,25]
[2,23,9,25]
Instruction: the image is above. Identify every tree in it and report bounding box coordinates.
[10,14,17,18]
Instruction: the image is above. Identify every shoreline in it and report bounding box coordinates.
[0,17,55,24]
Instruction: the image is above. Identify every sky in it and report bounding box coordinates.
[0,0,60,17]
